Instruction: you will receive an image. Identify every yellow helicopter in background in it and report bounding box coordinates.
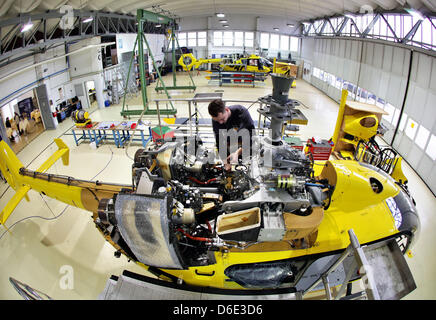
[178,53,297,87]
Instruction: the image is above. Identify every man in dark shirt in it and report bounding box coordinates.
[208,99,255,169]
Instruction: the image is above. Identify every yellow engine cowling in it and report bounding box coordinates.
[343,112,378,141]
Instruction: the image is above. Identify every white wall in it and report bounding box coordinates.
[177,15,301,62]
[0,56,38,106]
[69,37,103,77]
[68,37,106,109]
[300,37,315,62]
[302,36,436,194]
[180,14,299,34]
[180,17,208,31]
[392,51,436,194]
[0,44,73,121]
[36,45,71,112]
[116,33,166,71]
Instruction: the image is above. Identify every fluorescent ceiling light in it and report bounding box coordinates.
[287,23,295,27]
[273,27,279,31]
[223,24,229,28]
[405,8,424,21]
[216,13,225,18]
[219,20,228,23]
[21,20,33,33]
[83,17,93,23]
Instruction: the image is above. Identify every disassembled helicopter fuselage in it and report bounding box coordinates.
[0,74,419,293]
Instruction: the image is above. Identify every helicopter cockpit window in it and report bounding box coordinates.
[261,57,273,68]
[249,59,257,66]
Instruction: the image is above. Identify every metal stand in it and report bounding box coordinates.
[298,229,416,300]
[120,9,177,117]
[155,27,196,92]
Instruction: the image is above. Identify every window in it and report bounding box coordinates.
[425,134,436,160]
[421,18,432,45]
[319,70,325,81]
[357,87,367,102]
[335,77,342,89]
[313,20,323,34]
[223,31,233,46]
[326,73,335,85]
[213,31,223,46]
[395,15,402,38]
[367,92,376,105]
[198,32,207,46]
[343,19,351,35]
[399,112,408,131]
[290,36,299,52]
[280,35,289,50]
[415,125,430,150]
[245,32,254,47]
[234,32,244,47]
[433,18,436,48]
[383,103,395,124]
[392,108,400,126]
[343,81,357,99]
[188,32,196,47]
[270,34,279,49]
[403,15,413,37]
[405,117,418,140]
[376,97,385,109]
[387,15,396,41]
[178,32,187,47]
[260,33,269,48]
[331,17,340,31]
[372,16,381,36]
[379,18,388,39]
[309,13,435,51]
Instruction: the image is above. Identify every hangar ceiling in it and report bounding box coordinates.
[0,0,435,21]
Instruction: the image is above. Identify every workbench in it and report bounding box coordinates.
[71,121,152,148]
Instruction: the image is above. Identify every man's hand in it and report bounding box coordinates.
[224,148,242,171]
[227,151,239,165]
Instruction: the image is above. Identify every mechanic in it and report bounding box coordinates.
[208,99,255,169]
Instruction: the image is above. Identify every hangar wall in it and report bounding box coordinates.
[178,14,301,61]
[302,37,436,195]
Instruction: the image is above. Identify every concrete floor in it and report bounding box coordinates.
[0,72,434,300]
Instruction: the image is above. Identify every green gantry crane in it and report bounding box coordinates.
[121,9,195,117]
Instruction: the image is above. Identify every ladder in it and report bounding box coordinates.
[9,277,53,300]
[104,62,139,106]
[297,229,416,300]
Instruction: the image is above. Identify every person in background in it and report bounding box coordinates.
[5,117,13,141]
[14,112,20,135]
[19,116,29,135]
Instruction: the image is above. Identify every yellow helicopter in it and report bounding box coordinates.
[0,80,419,297]
[178,53,297,87]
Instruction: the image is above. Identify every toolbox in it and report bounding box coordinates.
[305,138,333,160]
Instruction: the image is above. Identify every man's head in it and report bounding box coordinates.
[208,99,230,124]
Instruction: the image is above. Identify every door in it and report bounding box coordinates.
[34,84,56,130]
[303,61,312,82]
